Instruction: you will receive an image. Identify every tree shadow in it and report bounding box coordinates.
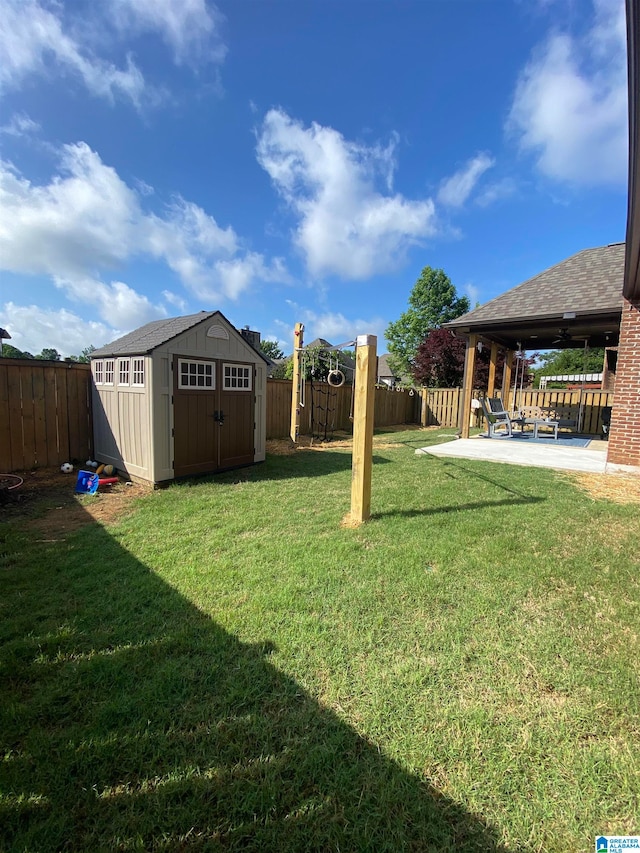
[1,508,514,852]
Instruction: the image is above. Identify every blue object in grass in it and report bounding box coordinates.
[75,469,99,494]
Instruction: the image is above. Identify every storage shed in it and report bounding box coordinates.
[90,311,269,484]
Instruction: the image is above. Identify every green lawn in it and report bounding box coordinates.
[1,428,638,851]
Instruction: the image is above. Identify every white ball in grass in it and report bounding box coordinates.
[61,462,73,473]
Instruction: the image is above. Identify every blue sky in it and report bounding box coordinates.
[0,0,629,357]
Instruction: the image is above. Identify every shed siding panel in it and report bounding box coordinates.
[93,387,122,465]
[117,390,150,478]
[151,354,173,482]
[254,363,266,461]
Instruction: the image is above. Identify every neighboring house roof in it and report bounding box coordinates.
[445,243,625,350]
[91,311,270,363]
[377,354,396,379]
[303,337,356,372]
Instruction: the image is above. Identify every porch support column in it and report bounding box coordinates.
[459,334,478,439]
[502,349,514,405]
[487,342,499,398]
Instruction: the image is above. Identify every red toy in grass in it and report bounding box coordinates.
[98,477,119,487]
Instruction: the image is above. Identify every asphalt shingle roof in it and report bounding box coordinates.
[91,312,218,357]
[447,243,625,328]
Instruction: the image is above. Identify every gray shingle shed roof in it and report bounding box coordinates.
[91,311,270,363]
[447,243,625,329]
[91,312,219,357]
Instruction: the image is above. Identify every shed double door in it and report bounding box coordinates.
[173,357,254,477]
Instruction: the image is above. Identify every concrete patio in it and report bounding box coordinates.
[416,436,609,473]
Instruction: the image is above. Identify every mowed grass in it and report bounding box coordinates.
[1,428,639,852]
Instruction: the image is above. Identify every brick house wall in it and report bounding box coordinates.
[607,297,640,470]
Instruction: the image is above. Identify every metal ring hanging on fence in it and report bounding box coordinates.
[327,369,345,388]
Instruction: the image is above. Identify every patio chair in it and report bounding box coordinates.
[480,397,521,438]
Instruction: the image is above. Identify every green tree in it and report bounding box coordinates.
[0,343,33,359]
[76,345,96,363]
[35,348,61,361]
[260,340,285,361]
[385,267,470,376]
[534,348,605,385]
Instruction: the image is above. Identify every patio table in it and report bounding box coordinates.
[521,418,559,439]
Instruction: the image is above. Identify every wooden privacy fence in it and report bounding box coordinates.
[0,359,92,472]
[266,379,418,439]
[420,386,615,433]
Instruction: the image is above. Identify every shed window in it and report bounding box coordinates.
[132,358,145,386]
[94,361,104,384]
[223,363,252,390]
[178,359,214,389]
[104,359,115,385]
[118,359,130,386]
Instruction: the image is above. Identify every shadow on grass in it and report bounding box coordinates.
[1,508,512,852]
[372,495,544,520]
[179,451,392,486]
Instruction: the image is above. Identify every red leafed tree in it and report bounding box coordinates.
[412,328,466,387]
[413,329,537,389]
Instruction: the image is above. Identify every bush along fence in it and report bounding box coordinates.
[0,359,93,472]
[419,387,615,434]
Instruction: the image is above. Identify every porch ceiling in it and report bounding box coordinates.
[449,311,621,351]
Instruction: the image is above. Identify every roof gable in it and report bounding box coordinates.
[447,243,625,329]
[91,312,270,364]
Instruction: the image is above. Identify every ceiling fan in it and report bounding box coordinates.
[551,328,589,345]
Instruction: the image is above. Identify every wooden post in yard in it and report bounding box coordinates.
[487,342,499,399]
[502,349,514,407]
[459,334,478,439]
[350,335,377,525]
[289,322,304,443]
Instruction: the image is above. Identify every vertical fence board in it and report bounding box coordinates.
[55,368,70,465]
[43,366,60,465]
[66,368,81,461]
[7,366,24,471]
[0,365,12,471]
[31,367,49,467]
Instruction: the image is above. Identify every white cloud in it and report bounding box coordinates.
[53,276,166,330]
[277,304,386,347]
[475,177,517,208]
[463,282,480,307]
[0,0,226,106]
[0,141,289,322]
[0,112,40,137]
[508,0,628,186]
[256,109,437,279]
[0,0,147,106]
[437,153,495,208]
[162,289,189,312]
[2,301,118,358]
[110,0,226,66]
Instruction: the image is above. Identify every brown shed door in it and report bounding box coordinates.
[173,358,254,477]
